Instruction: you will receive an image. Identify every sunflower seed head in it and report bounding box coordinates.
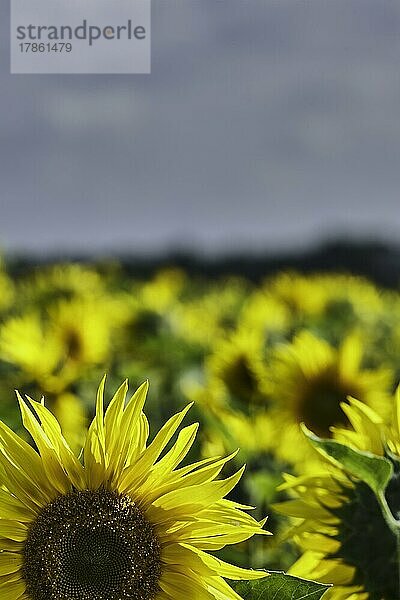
[23,488,162,600]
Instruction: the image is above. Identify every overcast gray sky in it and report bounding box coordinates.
[1,0,400,256]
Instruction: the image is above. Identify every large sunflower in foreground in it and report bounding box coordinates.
[0,378,268,600]
[275,393,400,600]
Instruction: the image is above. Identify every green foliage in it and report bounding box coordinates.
[330,479,399,600]
[234,573,330,599]
[302,423,393,495]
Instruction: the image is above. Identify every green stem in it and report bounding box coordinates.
[378,491,400,597]
[377,491,399,536]
[397,533,400,599]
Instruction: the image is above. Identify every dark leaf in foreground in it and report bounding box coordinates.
[234,572,331,600]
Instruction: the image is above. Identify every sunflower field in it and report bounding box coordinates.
[1,257,400,599]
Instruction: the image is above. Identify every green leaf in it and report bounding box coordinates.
[302,423,393,495]
[234,572,331,599]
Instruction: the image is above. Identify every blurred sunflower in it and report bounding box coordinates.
[0,296,125,393]
[202,407,275,461]
[267,331,392,466]
[182,326,272,461]
[207,328,269,408]
[265,273,386,343]
[116,270,188,356]
[183,374,276,468]
[266,272,331,317]
[321,274,384,322]
[238,290,290,337]
[0,312,62,383]
[18,263,105,307]
[308,275,388,347]
[173,278,248,347]
[275,393,400,600]
[49,297,113,368]
[138,268,186,314]
[0,378,268,600]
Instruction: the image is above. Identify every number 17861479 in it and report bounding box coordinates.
[19,42,72,52]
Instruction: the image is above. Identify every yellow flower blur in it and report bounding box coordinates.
[267,331,392,468]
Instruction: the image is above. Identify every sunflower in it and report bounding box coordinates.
[206,328,269,408]
[275,393,400,600]
[0,294,128,393]
[318,274,384,323]
[187,382,274,460]
[238,290,290,337]
[267,331,393,467]
[0,312,63,383]
[0,378,268,600]
[266,272,331,317]
[181,327,275,460]
[18,263,105,307]
[48,297,113,368]
[138,269,186,314]
[266,272,383,324]
[173,278,248,347]
[120,270,187,345]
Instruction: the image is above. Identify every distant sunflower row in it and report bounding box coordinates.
[1,257,400,597]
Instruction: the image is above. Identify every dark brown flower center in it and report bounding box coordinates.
[23,488,162,600]
[298,370,357,437]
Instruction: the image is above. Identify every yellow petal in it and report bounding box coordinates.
[159,570,214,600]
[0,554,22,576]
[118,403,193,494]
[0,522,27,543]
[27,397,85,489]
[17,393,70,495]
[0,578,26,599]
